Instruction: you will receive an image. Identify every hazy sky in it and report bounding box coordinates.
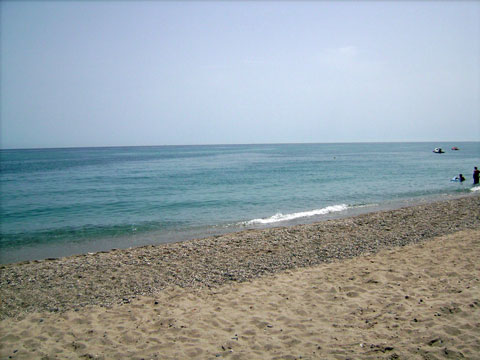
[1,1,479,149]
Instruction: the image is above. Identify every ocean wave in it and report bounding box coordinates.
[244,204,349,225]
[471,186,480,192]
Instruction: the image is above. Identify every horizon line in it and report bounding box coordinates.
[1,140,478,151]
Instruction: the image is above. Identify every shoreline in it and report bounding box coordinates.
[1,191,477,265]
[1,194,479,320]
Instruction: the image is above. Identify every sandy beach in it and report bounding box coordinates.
[1,195,479,359]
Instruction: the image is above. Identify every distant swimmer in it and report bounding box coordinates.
[452,174,465,182]
[474,167,480,185]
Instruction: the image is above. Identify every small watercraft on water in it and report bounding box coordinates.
[433,148,444,153]
[451,147,459,151]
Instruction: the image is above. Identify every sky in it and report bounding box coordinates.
[1,1,479,149]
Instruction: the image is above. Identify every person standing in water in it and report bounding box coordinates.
[474,167,480,185]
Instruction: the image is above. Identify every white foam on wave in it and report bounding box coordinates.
[471,186,480,192]
[245,204,349,225]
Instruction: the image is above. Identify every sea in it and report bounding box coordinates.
[1,142,479,264]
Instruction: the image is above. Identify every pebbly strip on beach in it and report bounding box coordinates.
[1,194,479,319]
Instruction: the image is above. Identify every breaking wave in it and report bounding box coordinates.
[244,204,349,225]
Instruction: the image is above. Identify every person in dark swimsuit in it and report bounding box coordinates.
[474,167,480,185]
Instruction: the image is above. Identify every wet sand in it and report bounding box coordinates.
[0,195,479,359]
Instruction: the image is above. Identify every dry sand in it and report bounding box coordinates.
[1,196,479,359]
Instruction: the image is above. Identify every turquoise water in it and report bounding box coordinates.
[1,142,479,263]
